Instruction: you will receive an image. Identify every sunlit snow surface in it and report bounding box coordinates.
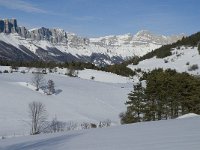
[0,69,132,136]
[0,116,200,150]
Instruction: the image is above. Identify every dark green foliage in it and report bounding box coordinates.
[198,42,200,54]
[121,69,200,124]
[0,60,99,70]
[122,82,146,123]
[102,63,136,77]
[0,60,135,77]
[119,111,136,124]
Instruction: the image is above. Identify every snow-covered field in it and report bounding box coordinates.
[0,115,200,150]
[129,46,200,75]
[0,69,132,137]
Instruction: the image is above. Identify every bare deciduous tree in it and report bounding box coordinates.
[32,71,45,91]
[81,122,91,129]
[66,67,78,77]
[66,121,78,131]
[28,101,48,135]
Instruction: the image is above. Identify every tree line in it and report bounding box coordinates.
[0,59,136,77]
[120,69,200,124]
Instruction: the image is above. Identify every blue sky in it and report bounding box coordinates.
[0,0,199,37]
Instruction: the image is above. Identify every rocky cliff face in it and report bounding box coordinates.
[0,18,184,66]
[0,18,18,33]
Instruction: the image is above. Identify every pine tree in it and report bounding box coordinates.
[125,82,146,123]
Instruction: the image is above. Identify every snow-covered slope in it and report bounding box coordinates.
[1,116,200,150]
[128,46,200,75]
[78,69,131,83]
[177,113,199,119]
[0,69,132,136]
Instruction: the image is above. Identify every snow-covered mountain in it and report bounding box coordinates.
[0,18,183,65]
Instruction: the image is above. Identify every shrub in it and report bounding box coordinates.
[188,64,199,71]
[98,119,111,128]
[90,76,95,80]
[20,70,26,74]
[66,68,78,77]
[136,68,142,72]
[48,117,66,133]
[66,122,78,131]
[81,122,91,129]
[3,70,9,73]
[164,59,168,63]
[91,123,97,128]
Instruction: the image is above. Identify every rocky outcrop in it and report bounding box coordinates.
[0,18,18,33]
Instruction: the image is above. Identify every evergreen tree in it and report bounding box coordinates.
[47,79,55,95]
[121,69,200,124]
[124,82,146,123]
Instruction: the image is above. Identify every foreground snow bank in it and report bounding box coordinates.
[1,116,200,150]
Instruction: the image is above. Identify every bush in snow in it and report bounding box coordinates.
[66,121,78,131]
[81,122,91,129]
[46,117,66,133]
[3,70,9,73]
[66,67,78,77]
[20,70,26,74]
[98,119,111,128]
[188,64,199,71]
[136,68,142,72]
[164,59,168,63]
[91,123,97,128]
[10,65,18,72]
[90,76,95,80]
[46,79,55,95]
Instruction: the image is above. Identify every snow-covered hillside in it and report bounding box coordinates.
[129,46,200,75]
[0,69,132,136]
[1,115,200,150]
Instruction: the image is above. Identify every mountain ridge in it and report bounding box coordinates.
[0,18,184,65]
